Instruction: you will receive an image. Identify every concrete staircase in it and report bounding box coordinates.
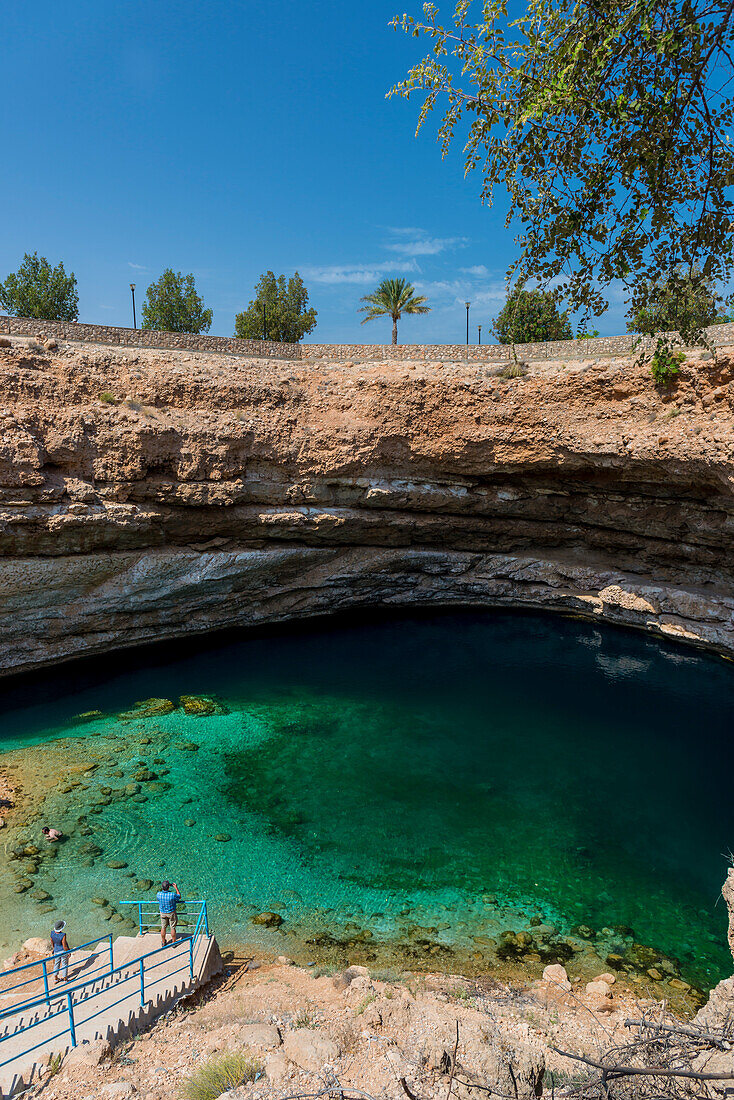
[0,932,222,1097]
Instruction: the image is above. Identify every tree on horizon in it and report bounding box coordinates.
[234,271,317,343]
[494,287,572,344]
[627,269,729,336]
[0,253,79,321]
[358,277,430,345]
[141,270,212,334]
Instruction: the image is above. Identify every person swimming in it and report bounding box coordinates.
[42,826,62,841]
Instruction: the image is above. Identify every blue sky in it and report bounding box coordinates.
[1,0,627,343]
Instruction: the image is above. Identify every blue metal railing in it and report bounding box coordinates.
[0,934,114,1014]
[0,900,210,1077]
[117,898,209,937]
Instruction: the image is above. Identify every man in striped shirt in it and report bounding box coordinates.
[156,880,182,946]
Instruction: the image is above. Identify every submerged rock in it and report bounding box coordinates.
[133,768,157,782]
[119,698,175,720]
[252,911,284,927]
[179,694,228,717]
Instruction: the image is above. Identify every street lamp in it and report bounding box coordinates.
[130,284,137,330]
[465,301,471,345]
[478,324,482,345]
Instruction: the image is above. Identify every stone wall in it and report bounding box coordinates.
[3,313,734,363]
[0,315,301,360]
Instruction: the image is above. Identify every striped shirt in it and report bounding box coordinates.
[157,889,181,914]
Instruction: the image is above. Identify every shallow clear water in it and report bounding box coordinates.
[0,611,732,994]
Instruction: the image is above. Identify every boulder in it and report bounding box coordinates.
[403,998,544,1099]
[239,1023,281,1049]
[283,1029,340,1072]
[542,963,570,989]
[264,1051,289,1085]
[585,980,611,996]
[461,1039,545,1099]
[344,964,370,983]
[724,867,734,962]
[345,976,373,1002]
[593,972,616,984]
[67,1038,111,1067]
[100,1084,136,1098]
[23,937,51,954]
[251,911,283,927]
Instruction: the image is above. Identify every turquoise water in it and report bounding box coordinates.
[0,611,732,996]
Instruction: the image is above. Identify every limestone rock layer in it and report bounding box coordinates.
[0,338,733,675]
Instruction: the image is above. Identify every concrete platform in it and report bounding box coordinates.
[0,932,222,1097]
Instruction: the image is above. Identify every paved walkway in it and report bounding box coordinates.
[0,932,221,1097]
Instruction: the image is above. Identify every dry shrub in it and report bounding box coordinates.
[499,362,528,379]
[180,1051,262,1100]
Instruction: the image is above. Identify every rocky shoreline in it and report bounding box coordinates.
[15,870,734,1100]
[0,767,17,824]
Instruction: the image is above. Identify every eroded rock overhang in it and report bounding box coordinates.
[0,337,732,674]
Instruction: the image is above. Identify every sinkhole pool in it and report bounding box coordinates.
[0,610,732,998]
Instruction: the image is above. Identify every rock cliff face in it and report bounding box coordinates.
[1,336,734,676]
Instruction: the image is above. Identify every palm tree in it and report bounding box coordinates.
[358,277,430,345]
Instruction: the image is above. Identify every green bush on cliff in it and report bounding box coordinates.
[650,344,684,386]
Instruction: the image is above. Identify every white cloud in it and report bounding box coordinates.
[413,278,507,306]
[378,225,471,257]
[460,264,491,277]
[385,225,427,237]
[303,260,420,285]
[384,233,468,257]
[128,261,148,271]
